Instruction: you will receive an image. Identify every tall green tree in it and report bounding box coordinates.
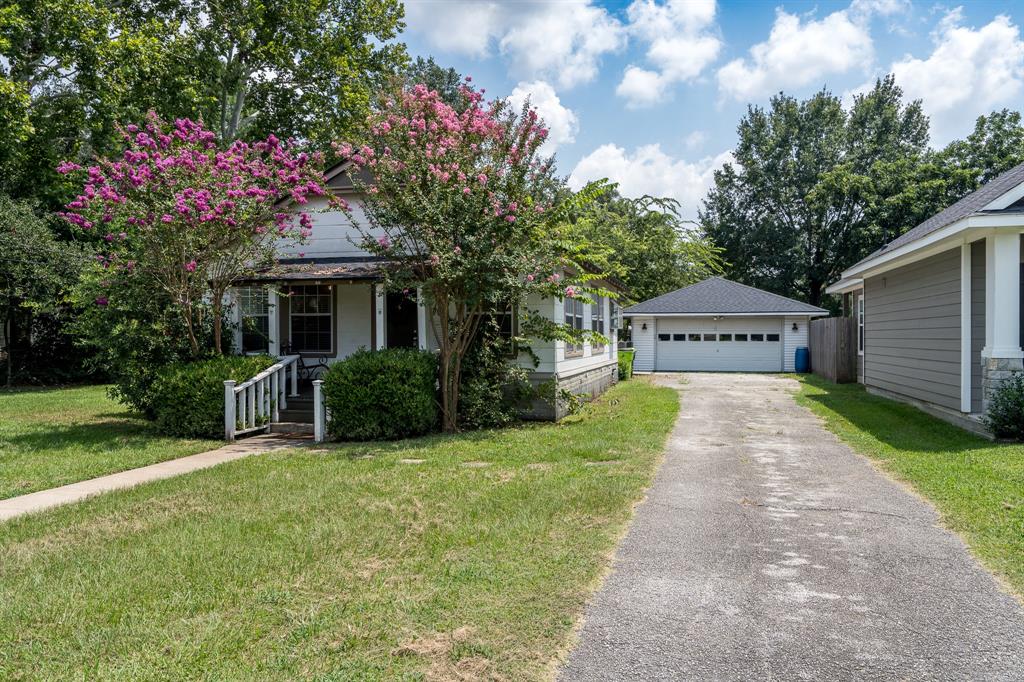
[939,109,1024,185]
[701,77,929,306]
[575,190,723,302]
[0,0,408,209]
[0,197,84,386]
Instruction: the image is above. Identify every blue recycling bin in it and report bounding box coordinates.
[794,346,810,373]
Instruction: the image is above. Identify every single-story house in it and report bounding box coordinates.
[625,277,828,373]
[826,161,1024,431]
[229,162,623,421]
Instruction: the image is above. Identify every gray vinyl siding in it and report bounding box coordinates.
[863,248,962,411]
[971,241,986,413]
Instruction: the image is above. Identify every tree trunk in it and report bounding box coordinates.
[181,303,200,357]
[808,280,823,308]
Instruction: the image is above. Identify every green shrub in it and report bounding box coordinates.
[322,348,438,440]
[458,338,534,430]
[618,349,635,381]
[985,372,1024,440]
[151,355,275,438]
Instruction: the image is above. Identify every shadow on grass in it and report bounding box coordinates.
[796,375,999,454]
[3,419,178,452]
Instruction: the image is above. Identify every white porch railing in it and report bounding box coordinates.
[223,355,300,441]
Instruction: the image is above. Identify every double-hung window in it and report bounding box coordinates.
[289,285,333,354]
[564,297,584,357]
[239,286,269,354]
[857,295,865,355]
[591,296,605,352]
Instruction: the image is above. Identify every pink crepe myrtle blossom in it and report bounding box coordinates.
[95,296,108,306]
[564,286,577,297]
[58,112,327,356]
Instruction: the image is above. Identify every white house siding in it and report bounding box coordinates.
[783,316,809,372]
[632,316,656,372]
[519,290,618,376]
[863,247,962,412]
[275,192,385,260]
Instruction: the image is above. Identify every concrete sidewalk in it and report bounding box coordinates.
[0,434,307,522]
[560,373,1024,681]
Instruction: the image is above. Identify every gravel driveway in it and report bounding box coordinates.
[560,373,1024,681]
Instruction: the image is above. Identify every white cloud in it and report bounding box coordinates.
[568,143,733,223]
[508,81,579,155]
[874,10,1024,145]
[683,131,707,150]
[716,6,874,101]
[404,1,625,89]
[616,0,722,108]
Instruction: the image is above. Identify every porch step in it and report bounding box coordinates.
[270,422,315,436]
[279,408,314,423]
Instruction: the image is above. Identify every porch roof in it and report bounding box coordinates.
[244,257,386,282]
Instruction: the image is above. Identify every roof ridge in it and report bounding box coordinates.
[709,276,826,311]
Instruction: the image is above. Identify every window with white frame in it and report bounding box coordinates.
[564,297,584,357]
[591,296,605,352]
[289,284,333,353]
[239,286,269,354]
[857,294,865,355]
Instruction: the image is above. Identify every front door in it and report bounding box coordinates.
[386,291,418,349]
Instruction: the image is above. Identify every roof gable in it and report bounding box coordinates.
[624,277,828,315]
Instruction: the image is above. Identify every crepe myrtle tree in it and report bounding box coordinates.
[340,79,613,432]
[59,113,327,355]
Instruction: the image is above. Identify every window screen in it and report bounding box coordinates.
[289,285,332,353]
[564,298,584,355]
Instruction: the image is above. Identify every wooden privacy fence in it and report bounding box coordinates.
[808,317,856,383]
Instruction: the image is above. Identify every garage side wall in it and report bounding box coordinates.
[783,317,809,372]
[863,247,962,411]
[632,317,656,372]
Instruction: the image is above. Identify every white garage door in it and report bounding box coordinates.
[655,317,783,372]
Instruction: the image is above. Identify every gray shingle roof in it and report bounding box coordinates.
[855,161,1024,267]
[624,277,828,315]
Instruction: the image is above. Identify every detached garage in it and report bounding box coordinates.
[625,277,828,373]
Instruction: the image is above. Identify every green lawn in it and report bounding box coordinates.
[0,385,219,499]
[0,379,678,681]
[794,375,1024,597]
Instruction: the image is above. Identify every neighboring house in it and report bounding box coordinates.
[230,162,623,420]
[826,162,1024,432]
[625,277,828,373]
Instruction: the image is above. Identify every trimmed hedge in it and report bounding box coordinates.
[322,348,439,440]
[151,355,276,438]
[985,372,1024,441]
[618,349,635,381]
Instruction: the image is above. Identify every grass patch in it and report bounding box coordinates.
[0,379,678,681]
[793,375,1024,596]
[0,385,219,499]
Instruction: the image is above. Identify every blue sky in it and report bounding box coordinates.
[401,0,1024,220]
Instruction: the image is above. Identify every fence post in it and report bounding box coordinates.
[224,380,236,441]
[313,379,325,443]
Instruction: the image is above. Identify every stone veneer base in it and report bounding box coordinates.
[982,356,1024,414]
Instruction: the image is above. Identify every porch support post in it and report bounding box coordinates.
[982,232,1022,359]
[960,243,971,413]
[981,232,1023,412]
[268,288,280,357]
[416,287,427,350]
[374,284,386,350]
